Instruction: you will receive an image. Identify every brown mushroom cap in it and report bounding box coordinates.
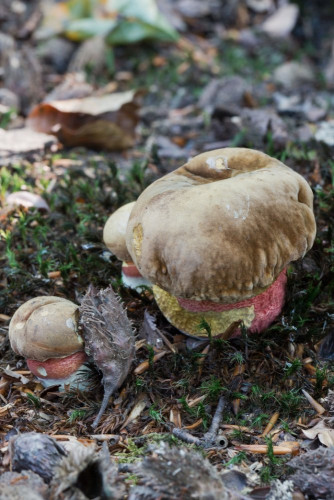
[103,202,136,262]
[9,296,83,362]
[126,148,316,303]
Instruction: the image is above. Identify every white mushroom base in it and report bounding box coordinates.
[34,364,92,390]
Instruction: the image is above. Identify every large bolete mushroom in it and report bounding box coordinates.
[103,202,150,290]
[125,148,316,338]
[9,296,87,388]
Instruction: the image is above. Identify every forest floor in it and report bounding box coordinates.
[0,1,334,499]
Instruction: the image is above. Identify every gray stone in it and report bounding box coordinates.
[273,61,315,90]
[199,76,252,115]
[315,121,334,147]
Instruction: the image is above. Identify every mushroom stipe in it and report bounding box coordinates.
[154,269,287,337]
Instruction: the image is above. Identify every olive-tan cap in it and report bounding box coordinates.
[126,148,316,303]
[9,296,83,361]
[103,202,136,262]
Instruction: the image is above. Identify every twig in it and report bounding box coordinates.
[90,434,120,442]
[184,418,203,430]
[173,395,227,449]
[261,412,280,437]
[203,395,225,445]
[172,427,202,445]
[302,389,326,414]
[134,351,168,375]
[235,442,299,455]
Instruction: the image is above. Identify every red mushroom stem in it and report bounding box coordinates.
[177,269,287,334]
[27,351,88,380]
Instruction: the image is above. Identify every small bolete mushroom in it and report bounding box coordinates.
[9,296,88,388]
[125,148,316,338]
[103,202,150,290]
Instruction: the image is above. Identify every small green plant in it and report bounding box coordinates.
[265,435,277,464]
[229,351,244,365]
[197,318,212,342]
[0,229,19,270]
[178,396,210,429]
[230,428,249,443]
[135,377,146,389]
[314,366,328,398]
[201,376,224,401]
[283,358,303,378]
[115,439,146,463]
[224,451,247,466]
[251,413,269,429]
[26,393,41,408]
[147,345,155,371]
[277,389,302,416]
[68,409,87,423]
[149,404,164,424]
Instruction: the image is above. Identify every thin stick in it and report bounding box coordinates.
[235,443,299,455]
[134,351,168,375]
[203,395,225,444]
[172,427,201,445]
[261,412,280,437]
[302,389,326,415]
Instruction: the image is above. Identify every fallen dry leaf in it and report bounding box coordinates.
[79,286,135,428]
[261,4,299,38]
[302,420,334,447]
[0,128,57,156]
[27,91,141,151]
[5,191,50,212]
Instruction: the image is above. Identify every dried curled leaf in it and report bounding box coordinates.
[79,286,135,428]
[302,420,334,447]
[27,91,141,151]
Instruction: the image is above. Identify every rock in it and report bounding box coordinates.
[199,76,252,116]
[246,0,273,13]
[0,88,19,110]
[156,0,187,31]
[150,135,189,159]
[2,46,43,114]
[261,4,299,38]
[44,73,94,102]
[0,32,15,73]
[315,121,334,147]
[295,125,314,143]
[273,93,327,122]
[325,40,334,89]
[176,0,215,18]
[38,37,76,74]
[318,333,334,360]
[266,480,294,500]
[68,36,107,75]
[241,108,288,148]
[273,62,315,90]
